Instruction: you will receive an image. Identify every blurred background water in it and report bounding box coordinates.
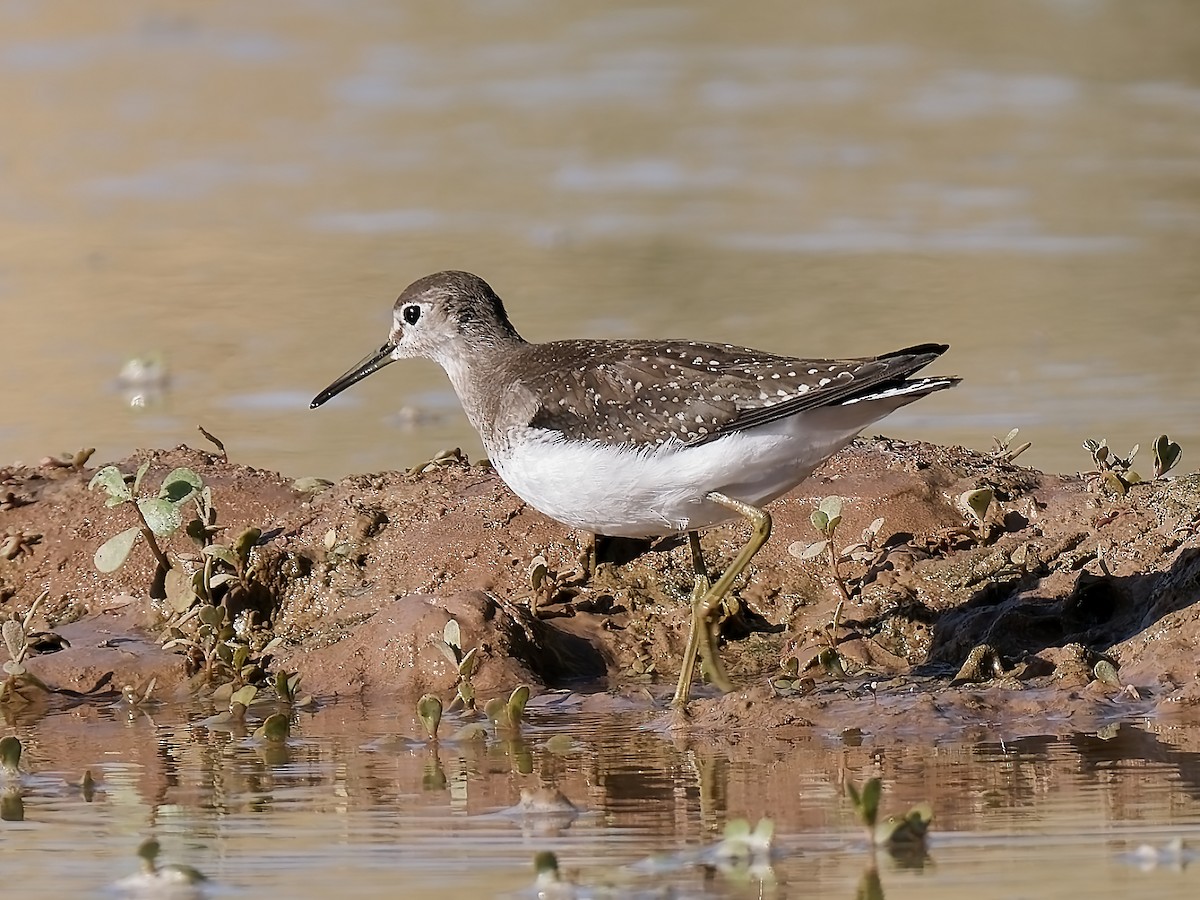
[1,0,1198,478]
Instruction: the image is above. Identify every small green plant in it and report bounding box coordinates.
[417,694,443,740]
[484,685,531,730]
[88,463,203,573]
[990,428,1031,463]
[770,657,809,697]
[0,736,21,778]
[527,554,573,616]
[272,670,312,708]
[253,712,291,743]
[0,736,23,821]
[1082,439,1142,496]
[117,678,158,711]
[959,488,995,542]
[1153,434,1182,479]
[790,498,886,648]
[436,620,479,712]
[846,777,933,849]
[0,591,51,703]
[715,817,774,862]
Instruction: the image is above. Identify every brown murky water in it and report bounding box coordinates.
[1,700,1198,897]
[2,1,1200,480]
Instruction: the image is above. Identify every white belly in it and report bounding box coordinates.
[490,405,880,537]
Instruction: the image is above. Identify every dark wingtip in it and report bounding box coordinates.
[880,342,949,360]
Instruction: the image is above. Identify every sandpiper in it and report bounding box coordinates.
[312,271,959,707]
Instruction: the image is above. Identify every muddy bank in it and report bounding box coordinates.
[1,439,1198,733]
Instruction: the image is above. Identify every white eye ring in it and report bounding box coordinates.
[402,304,421,325]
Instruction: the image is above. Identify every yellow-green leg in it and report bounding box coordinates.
[672,492,772,708]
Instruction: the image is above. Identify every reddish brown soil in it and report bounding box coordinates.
[2,439,1198,733]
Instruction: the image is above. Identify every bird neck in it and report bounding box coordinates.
[435,327,528,441]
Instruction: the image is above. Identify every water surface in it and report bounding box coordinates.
[2,699,1198,897]
[1,0,1199,477]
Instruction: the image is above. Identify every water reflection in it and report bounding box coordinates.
[1,699,1198,896]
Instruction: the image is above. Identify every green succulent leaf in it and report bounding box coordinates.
[198,605,225,628]
[256,712,290,743]
[95,526,140,572]
[810,509,829,533]
[795,540,830,561]
[208,572,237,590]
[165,567,198,613]
[960,488,994,526]
[1102,471,1127,496]
[819,496,843,519]
[528,555,549,591]
[2,619,25,661]
[132,459,152,494]
[137,498,183,536]
[1154,435,1182,478]
[417,693,443,739]
[203,545,239,569]
[158,468,203,504]
[233,527,262,564]
[88,466,132,502]
[230,685,258,708]
[507,684,530,724]
[483,696,507,724]
[457,646,478,678]
[0,735,22,774]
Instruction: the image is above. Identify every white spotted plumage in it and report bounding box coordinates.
[311,270,959,538]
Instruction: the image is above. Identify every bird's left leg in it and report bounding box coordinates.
[672,493,772,708]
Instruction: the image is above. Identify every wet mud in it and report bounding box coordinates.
[1,439,1198,737]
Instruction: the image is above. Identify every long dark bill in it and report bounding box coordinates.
[310,342,397,408]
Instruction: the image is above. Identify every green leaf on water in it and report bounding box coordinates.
[255,712,290,743]
[138,498,183,536]
[417,694,443,740]
[0,736,21,774]
[849,776,883,829]
[95,527,140,572]
[230,685,258,708]
[507,684,530,725]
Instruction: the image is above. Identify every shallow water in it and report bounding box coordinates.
[2,697,1198,897]
[2,1,1200,478]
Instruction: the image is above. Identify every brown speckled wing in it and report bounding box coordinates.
[516,339,948,447]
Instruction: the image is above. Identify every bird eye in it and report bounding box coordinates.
[402,304,421,325]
